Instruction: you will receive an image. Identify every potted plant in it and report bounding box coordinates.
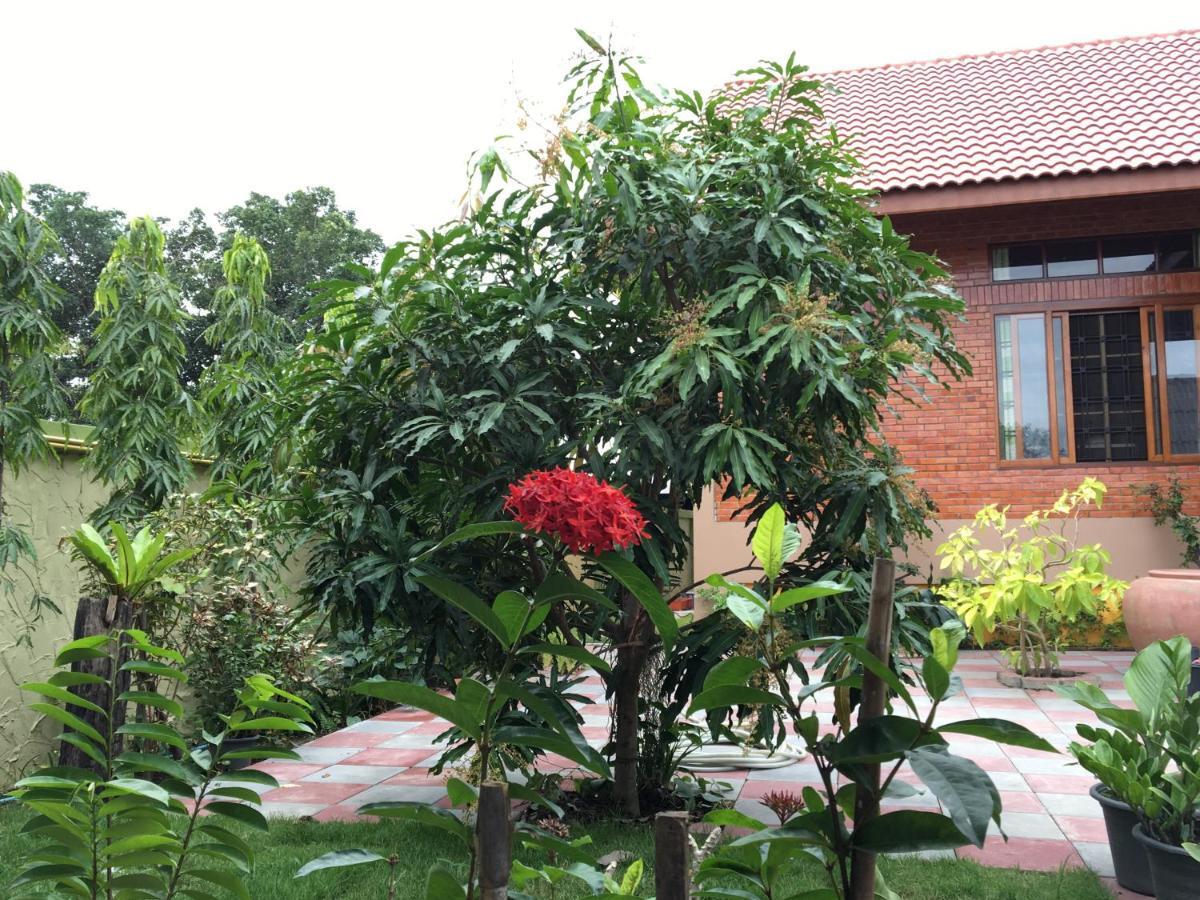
[1056,637,1192,894]
[937,478,1126,688]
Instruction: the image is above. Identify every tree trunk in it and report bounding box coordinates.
[612,592,650,818]
[59,594,134,771]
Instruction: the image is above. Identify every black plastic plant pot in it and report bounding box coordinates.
[1089,784,1153,895]
[216,734,260,771]
[1133,823,1200,900]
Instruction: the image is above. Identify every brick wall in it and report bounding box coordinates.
[716,188,1200,523]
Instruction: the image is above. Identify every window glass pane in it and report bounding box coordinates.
[1159,233,1197,272]
[1164,308,1200,455]
[1052,317,1068,457]
[1102,236,1156,274]
[995,316,1017,459]
[1069,311,1147,462]
[1046,239,1098,278]
[1016,316,1052,458]
[992,244,1042,281]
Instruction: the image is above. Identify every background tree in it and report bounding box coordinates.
[279,37,969,816]
[201,233,288,485]
[219,186,383,326]
[164,207,224,384]
[80,217,193,523]
[0,172,67,633]
[27,184,124,409]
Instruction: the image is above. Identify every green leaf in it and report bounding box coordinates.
[936,719,1057,753]
[702,656,765,692]
[922,657,950,703]
[751,503,786,579]
[703,808,768,830]
[188,868,252,900]
[534,569,618,613]
[353,681,481,741]
[118,690,184,719]
[204,801,269,831]
[492,725,610,778]
[1183,842,1200,864]
[103,777,171,806]
[851,810,969,853]
[832,716,938,766]
[413,521,524,561]
[445,778,477,807]
[1124,636,1191,719]
[689,685,783,715]
[770,580,850,614]
[357,802,472,845]
[53,634,112,665]
[29,702,106,746]
[906,746,995,848]
[296,849,386,878]
[493,591,540,646]
[426,866,467,900]
[117,752,200,785]
[117,722,187,751]
[22,682,107,716]
[596,552,677,651]
[227,717,313,734]
[520,643,611,673]
[930,622,962,674]
[417,574,509,645]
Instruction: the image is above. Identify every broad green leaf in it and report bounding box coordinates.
[770,580,850,614]
[520,643,611,673]
[117,752,200,785]
[831,716,940,766]
[935,719,1057,753]
[103,778,171,806]
[534,569,619,613]
[1183,842,1200,863]
[30,702,106,746]
[1125,636,1191,720]
[118,690,184,719]
[702,656,765,692]
[227,717,313,734]
[922,657,950,703]
[68,525,118,584]
[703,808,768,830]
[116,722,187,751]
[426,866,466,900]
[53,634,111,665]
[851,810,969,853]
[929,622,962,674]
[22,682,106,716]
[751,503,786,579]
[837,642,917,714]
[204,801,269,831]
[689,685,783,715]
[596,552,677,651]
[417,575,508,645]
[906,746,995,848]
[413,521,524,561]
[296,849,386,878]
[445,778,477,806]
[493,591,544,646]
[352,681,481,741]
[188,868,252,900]
[492,725,610,778]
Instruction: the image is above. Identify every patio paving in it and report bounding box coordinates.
[249,649,1138,891]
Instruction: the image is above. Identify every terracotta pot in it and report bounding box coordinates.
[1123,569,1200,650]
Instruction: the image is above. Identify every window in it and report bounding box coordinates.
[995,302,1200,463]
[991,231,1200,281]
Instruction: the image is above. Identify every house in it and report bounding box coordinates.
[693,29,1200,582]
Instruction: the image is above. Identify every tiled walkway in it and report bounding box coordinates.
[252,650,1137,893]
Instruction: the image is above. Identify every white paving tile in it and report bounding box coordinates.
[1073,841,1116,876]
[300,765,404,784]
[1039,792,1103,817]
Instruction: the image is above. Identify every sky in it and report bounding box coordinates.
[6,0,1199,244]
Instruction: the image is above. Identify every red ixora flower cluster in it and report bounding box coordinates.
[503,468,649,555]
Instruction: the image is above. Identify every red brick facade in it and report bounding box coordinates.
[717,189,1200,523]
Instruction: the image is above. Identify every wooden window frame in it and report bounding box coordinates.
[989,230,1200,284]
[993,295,1200,467]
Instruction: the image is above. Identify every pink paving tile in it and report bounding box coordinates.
[383,768,446,786]
[261,780,368,804]
[972,755,1018,773]
[373,709,435,722]
[579,703,609,715]
[304,731,395,749]
[1024,773,1097,794]
[248,762,327,781]
[968,696,1041,710]
[341,748,434,767]
[739,780,823,800]
[406,721,453,736]
[1003,744,1065,760]
[999,791,1045,813]
[311,803,367,822]
[1054,815,1111,842]
[581,726,608,740]
[956,836,1083,871]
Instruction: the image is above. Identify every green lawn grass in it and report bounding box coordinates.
[0,804,1111,899]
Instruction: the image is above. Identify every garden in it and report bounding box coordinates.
[2,32,1199,900]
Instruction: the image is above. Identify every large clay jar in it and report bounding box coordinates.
[1123,569,1200,650]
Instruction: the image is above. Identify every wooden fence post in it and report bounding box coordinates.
[654,811,691,900]
[477,782,511,900]
[848,557,896,900]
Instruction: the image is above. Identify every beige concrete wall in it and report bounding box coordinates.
[692,486,1187,585]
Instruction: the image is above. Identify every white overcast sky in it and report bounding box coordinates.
[6,1,1198,243]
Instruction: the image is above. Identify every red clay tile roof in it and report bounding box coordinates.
[729,29,1200,193]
